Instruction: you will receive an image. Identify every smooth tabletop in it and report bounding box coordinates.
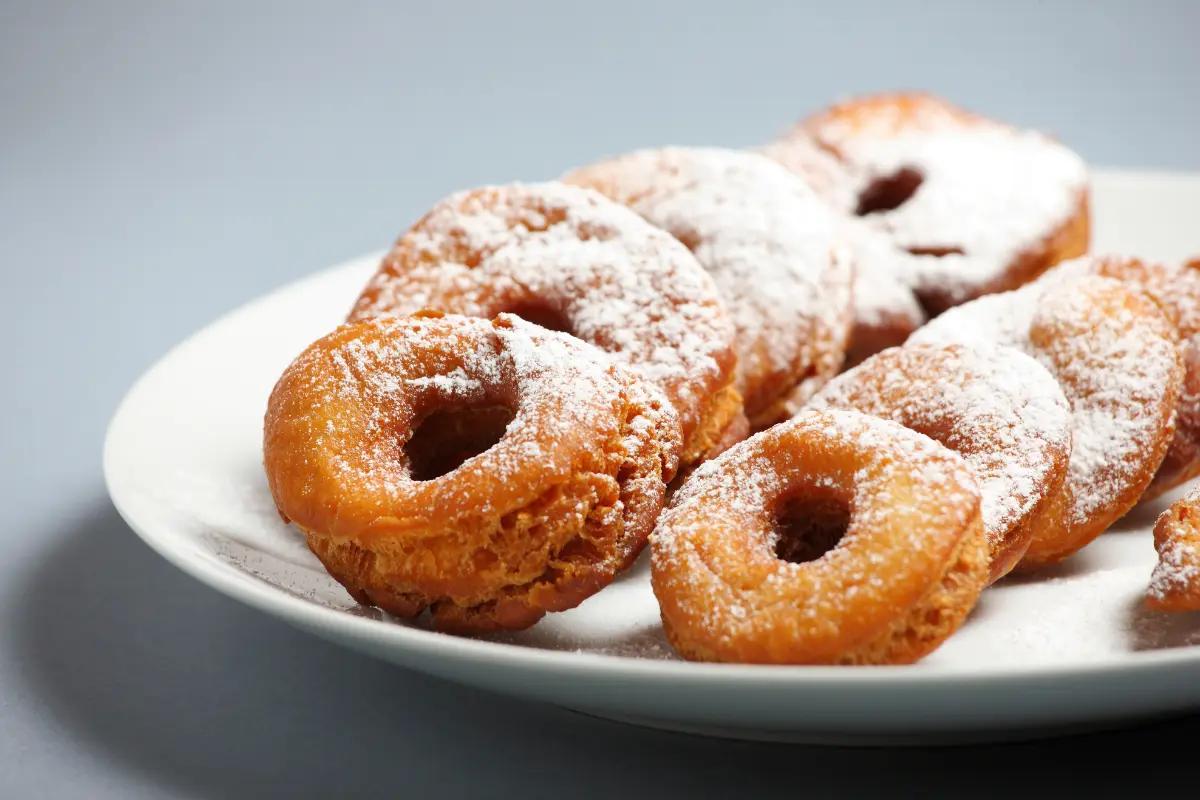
[3,2,1200,797]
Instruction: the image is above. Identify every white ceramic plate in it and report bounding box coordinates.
[105,169,1200,745]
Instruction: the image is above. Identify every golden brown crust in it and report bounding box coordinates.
[803,92,989,139]
[679,381,746,466]
[669,402,751,496]
[650,409,987,665]
[1150,342,1200,499]
[347,182,740,475]
[837,519,989,665]
[1005,481,1073,575]
[806,344,1071,585]
[1146,487,1200,612]
[263,312,681,633]
[662,504,990,666]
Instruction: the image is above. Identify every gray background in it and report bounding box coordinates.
[3,1,1199,797]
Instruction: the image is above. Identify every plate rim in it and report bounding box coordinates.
[104,166,1200,694]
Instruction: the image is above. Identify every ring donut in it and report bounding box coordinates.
[774,92,1090,317]
[1146,484,1200,612]
[806,343,1072,584]
[910,275,1183,569]
[650,409,988,665]
[264,312,682,633]
[562,147,854,428]
[1036,255,1200,500]
[349,182,742,471]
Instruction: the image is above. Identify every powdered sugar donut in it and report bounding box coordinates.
[910,275,1183,569]
[650,409,987,665]
[562,147,853,429]
[760,132,927,366]
[806,343,1072,584]
[264,312,682,633]
[349,182,742,471]
[1035,254,1200,500]
[789,92,1090,316]
[1146,484,1200,612]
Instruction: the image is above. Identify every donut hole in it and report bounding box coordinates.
[500,302,574,336]
[405,403,515,481]
[771,494,851,564]
[855,168,924,216]
[908,245,966,258]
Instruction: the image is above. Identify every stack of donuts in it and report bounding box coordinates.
[263,92,1200,665]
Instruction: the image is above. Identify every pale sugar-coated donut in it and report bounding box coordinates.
[349,182,743,472]
[1035,254,1200,500]
[563,147,853,429]
[773,92,1090,321]
[910,275,1183,570]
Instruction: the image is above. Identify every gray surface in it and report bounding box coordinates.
[2,1,1199,797]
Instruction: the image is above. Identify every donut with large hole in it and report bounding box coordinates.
[264,312,681,633]
[650,409,987,665]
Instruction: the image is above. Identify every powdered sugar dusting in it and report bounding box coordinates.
[911,275,1182,532]
[928,564,1145,666]
[757,132,854,208]
[1148,483,1200,603]
[808,343,1071,547]
[1039,255,1200,340]
[652,410,980,639]
[348,182,734,447]
[271,313,661,516]
[806,95,1087,307]
[1039,255,1200,489]
[564,147,853,418]
[406,367,485,398]
[1150,537,1200,601]
[839,218,927,328]
[760,131,927,332]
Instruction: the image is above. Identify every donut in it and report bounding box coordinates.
[1035,255,1200,500]
[806,343,1072,584]
[561,147,854,429]
[348,182,742,472]
[650,409,988,665]
[910,275,1184,569]
[1146,484,1200,612]
[779,91,1090,316]
[263,311,682,633]
[759,131,927,366]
